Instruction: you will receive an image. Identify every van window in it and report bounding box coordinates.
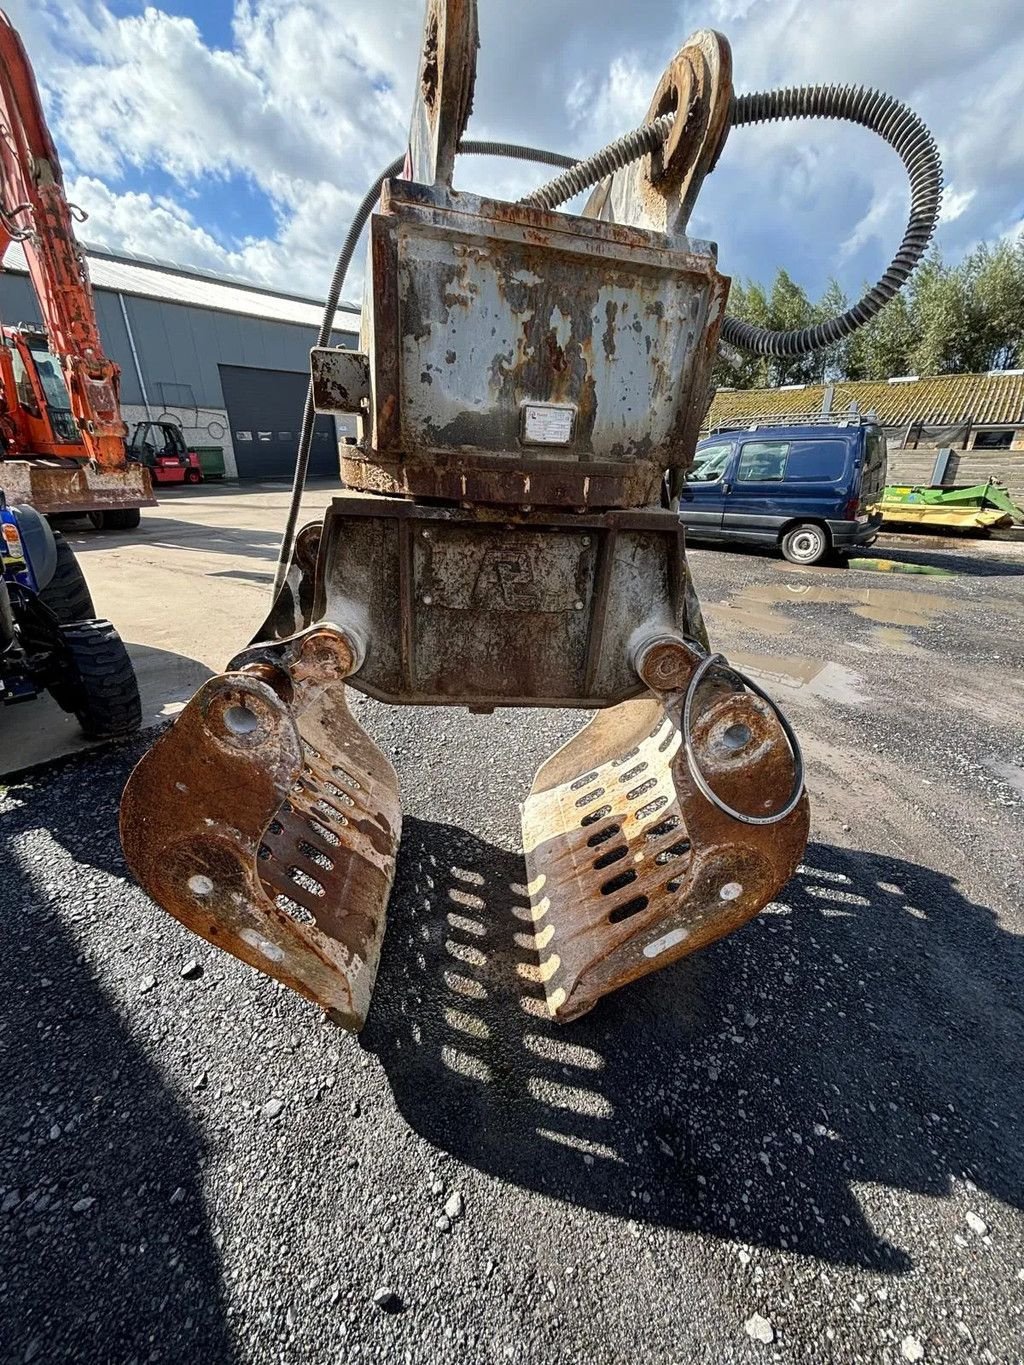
[688,442,732,482]
[737,442,787,481]
[785,439,848,481]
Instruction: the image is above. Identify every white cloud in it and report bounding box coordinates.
[4,0,1021,305]
[939,188,976,225]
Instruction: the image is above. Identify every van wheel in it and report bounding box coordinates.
[781,523,829,565]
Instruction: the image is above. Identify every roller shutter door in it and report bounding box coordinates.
[219,363,338,479]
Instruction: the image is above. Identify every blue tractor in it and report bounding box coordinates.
[1,494,141,737]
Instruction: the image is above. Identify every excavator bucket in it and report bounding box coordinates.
[121,0,810,1029]
[121,627,401,1030]
[521,648,808,1022]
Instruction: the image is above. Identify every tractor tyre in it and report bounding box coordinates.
[37,531,95,623]
[49,619,142,738]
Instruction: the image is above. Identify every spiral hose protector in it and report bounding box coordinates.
[721,85,943,357]
[519,116,673,211]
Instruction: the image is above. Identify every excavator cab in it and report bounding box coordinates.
[121,0,940,1030]
[1,329,84,453]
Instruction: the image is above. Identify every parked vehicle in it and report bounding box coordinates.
[1,492,141,736]
[675,416,887,564]
[127,421,203,487]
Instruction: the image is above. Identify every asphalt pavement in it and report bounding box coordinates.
[2,491,1023,1364]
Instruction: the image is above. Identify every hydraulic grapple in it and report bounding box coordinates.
[121,1,941,1028]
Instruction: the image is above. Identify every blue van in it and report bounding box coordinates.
[675,418,887,564]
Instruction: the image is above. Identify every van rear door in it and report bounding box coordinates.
[858,428,888,508]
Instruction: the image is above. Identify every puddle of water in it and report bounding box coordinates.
[729,649,868,705]
[728,582,955,630]
[852,625,926,658]
[985,757,1024,799]
[704,602,792,637]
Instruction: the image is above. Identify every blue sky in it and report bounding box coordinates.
[8,1,1022,306]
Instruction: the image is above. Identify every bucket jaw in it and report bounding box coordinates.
[521,639,809,1022]
[120,625,401,1030]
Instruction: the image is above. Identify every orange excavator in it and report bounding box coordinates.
[0,10,152,528]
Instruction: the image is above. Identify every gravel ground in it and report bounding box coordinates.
[2,537,1023,1364]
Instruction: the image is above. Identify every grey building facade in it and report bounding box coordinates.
[0,245,358,479]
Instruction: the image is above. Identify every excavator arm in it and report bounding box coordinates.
[0,9,126,468]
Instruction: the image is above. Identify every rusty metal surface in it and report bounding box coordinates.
[582,31,733,237]
[120,626,401,1030]
[314,493,707,708]
[311,348,370,415]
[406,0,478,188]
[254,521,322,642]
[1,458,155,514]
[521,654,809,1023]
[350,181,726,509]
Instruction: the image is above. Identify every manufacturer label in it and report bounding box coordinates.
[521,402,576,446]
[418,532,592,613]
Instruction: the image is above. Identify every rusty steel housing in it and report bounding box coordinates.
[121,2,810,1030]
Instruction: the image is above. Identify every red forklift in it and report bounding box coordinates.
[126,420,202,487]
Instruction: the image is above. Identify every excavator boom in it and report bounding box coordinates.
[0,10,151,520]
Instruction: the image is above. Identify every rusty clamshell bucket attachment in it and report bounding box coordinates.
[120,1,809,1030]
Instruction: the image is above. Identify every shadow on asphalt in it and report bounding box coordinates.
[65,516,284,561]
[365,819,1023,1274]
[0,748,235,1364]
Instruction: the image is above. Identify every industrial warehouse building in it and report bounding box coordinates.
[0,244,359,480]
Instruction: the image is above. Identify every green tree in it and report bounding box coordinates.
[812,278,850,383]
[714,277,772,389]
[766,269,818,385]
[960,239,1024,370]
[712,232,1024,388]
[907,249,971,374]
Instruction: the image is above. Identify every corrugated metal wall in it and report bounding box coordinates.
[0,273,354,410]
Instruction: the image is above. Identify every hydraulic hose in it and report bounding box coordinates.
[521,87,942,358]
[519,115,673,212]
[275,89,941,589]
[722,86,942,357]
